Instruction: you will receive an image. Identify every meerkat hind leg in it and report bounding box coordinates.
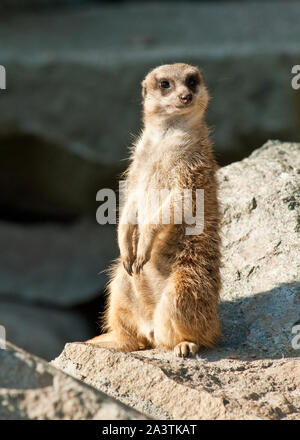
[85,262,143,352]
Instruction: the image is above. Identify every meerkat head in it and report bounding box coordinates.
[141,63,209,124]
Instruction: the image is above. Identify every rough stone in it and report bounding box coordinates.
[52,141,300,420]
[0,219,117,306]
[0,342,146,420]
[218,140,300,359]
[0,2,300,216]
[53,343,300,420]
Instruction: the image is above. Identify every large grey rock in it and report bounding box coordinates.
[0,342,146,420]
[0,2,299,216]
[218,140,300,359]
[0,301,92,360]
[0,219,117,306]
[53,343,300,420]
[53,141,300,420]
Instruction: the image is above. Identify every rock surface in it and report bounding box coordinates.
[0,219,117,306]
[53,343,300,420]
[0,2,299,216]
[218,140,300,359]
[53,141,300,420]
[0,342,146,420]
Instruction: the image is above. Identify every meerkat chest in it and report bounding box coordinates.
[134,134,179,189]
[133,162,163,226]
[129,132,186,224]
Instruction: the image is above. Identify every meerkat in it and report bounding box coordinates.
[87,63,221,357]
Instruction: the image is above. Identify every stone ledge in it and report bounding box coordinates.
[0,342,146,420]
[52,342,300,420]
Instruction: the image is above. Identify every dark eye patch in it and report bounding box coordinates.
[186,74,200,92]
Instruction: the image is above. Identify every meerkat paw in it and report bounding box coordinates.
[134,252,151,275]
[174,341,199,358]
[122,255,136,276]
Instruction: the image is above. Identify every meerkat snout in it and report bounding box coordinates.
[179,92,192,105]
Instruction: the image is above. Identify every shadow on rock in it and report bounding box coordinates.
[202,281,300,362]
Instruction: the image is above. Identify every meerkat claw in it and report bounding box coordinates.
[123,260,133,276]
[135,262,144,275]
[135,264,141,274]
[135,255,150,274]
[174,342,198,358]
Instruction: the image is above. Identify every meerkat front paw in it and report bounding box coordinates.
[174,342,198,358]
[122,254,136,276]
[134,250,151,274]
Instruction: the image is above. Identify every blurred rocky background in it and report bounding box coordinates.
[0,0,299,360]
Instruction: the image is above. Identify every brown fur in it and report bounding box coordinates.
[87,63,221,357]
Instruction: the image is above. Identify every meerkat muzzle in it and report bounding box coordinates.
[179,93,193,104]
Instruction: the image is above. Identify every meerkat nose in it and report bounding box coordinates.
[179,93,193,104]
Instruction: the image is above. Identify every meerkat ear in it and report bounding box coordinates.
[141,80,147,100]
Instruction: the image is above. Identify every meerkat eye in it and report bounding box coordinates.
[159,80,170,89]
